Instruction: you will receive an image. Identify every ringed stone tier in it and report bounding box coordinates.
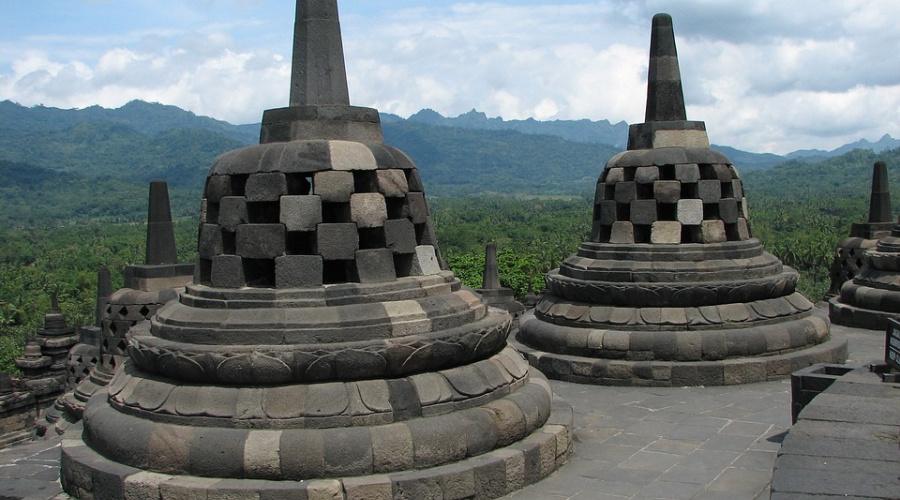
[826,161,895,298]
[61,2,572,499]
[830,217,900,330]
[514,13,846,387]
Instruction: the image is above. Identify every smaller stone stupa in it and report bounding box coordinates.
[830,216,900,330]
[477,244,525,319]
[826,161,894,298]
[62,181,192,424]
[515,13,846,386]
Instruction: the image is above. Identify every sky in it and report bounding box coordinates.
[2,0,900,155]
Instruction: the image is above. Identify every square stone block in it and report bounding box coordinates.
[411,246,442,276]
[314,171,355,202]
[594,182,606,202]
[236,224,286,259]
[614,182,637,203]
[246,172,287,202]
[198,224,223,259]
[719,198,739,224]
[406,192,429,224]
[206,175,232,202]
[732,180,744,198]
[355,249,396,283]
[635,166,659,184]
[281,195,322,232]
[675,164,700,183]
[351,193,388,228]
[377,170,409,198]
[329,140,378,171]
[630,199,657,225]
[698,180,721,202]
[605,168,625,183]
[211,255,245,288]
[713,164,733,181]
[651,221,682,244]
[598,200,617,224]
[609,221,634,244]
[406,169,425,192]
[677,199,703,225]
[384,219,417,254]
[219,196,249,232]
[317,223,359,260]
[654,181,681,204]
[276,255,323,288]
[741,197,750,218]
[701,220,727,243]
[737,218,751,239]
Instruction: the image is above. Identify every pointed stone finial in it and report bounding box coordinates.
[627,13,709,150]
[50,292,60,312]
[645,13,686,122]
[482,244,501,289]
[868,161,892,223]
[145,180,178,266]
[96,268,112,328]
[290,0,350,106]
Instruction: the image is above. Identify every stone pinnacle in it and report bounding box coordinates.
[868,161,892,223]
[96,268,112,328]
[144,180,178,266]
[645,13,687,122]
[290,0,350,106]
[482,243,501,289]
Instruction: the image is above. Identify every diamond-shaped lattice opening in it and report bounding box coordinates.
[118,306,129,318]
[139,306,151,318]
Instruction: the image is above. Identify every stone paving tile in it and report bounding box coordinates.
[730,449,779,471]
[634,479,706,500]
[698,467,772,499]
[618,451,683,472]
[642,438,702,456]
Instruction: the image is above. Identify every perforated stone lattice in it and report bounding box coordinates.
[593,161,752,244]
[197,140,441,288]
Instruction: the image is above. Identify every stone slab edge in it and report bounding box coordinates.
[511,330,848,387]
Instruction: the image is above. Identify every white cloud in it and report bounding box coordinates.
[2,0,900,154]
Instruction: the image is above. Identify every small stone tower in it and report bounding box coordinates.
[60,2,571,498]
[515,14,847,386]
[826,161,894,298]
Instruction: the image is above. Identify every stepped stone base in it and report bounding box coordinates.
[513,309,847,386]
[60,396,572,500]
[829,299,898,331]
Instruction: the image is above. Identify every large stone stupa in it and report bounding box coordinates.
[515,14,847,387]
[60,2,571,499]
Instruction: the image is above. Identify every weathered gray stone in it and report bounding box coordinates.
[237,224,286,259]
[350,193,388,228]
[701,220,727,243]
[675,164,700,183]
[316,223,359,260]
[410,246,442,276]
[635,166,659,184]
[651,221,681,244]
[609,222,634,244]
[677,199,703,225]
[212,255,245,288]
[406,193,428,224]
[246,173,288,202]
[220,197,250,232]
[314,171,354,202]
[376,170,409,198]
[631,200,658,225]
[281,196,322,232]
[698,180,721,202]
[654,181,681,203]
[384,219,416,255]
[354,249,396,283]
[276,255,324,288]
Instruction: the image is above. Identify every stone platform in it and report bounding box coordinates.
[2,316,894,500]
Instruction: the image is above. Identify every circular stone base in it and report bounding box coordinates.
[829,297,898,331]
[60,395,573,500]
[512,309,847,387]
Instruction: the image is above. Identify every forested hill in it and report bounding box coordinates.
[0,100,898,228]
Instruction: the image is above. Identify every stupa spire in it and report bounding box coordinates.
[869,161,892,223]
[289,0,350,106]
[144,180,177,265]
[645,13,686,122]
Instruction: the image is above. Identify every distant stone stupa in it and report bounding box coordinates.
[60,2,571,498]
[514,13,847,386]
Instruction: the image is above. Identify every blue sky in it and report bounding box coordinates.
[2,0,900,155]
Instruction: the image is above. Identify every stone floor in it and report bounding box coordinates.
[0,313,892,500]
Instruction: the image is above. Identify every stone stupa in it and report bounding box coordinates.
[830,215,900,330]
[826,161,894,298]
[514,14,847,387]
[60,2,571,498]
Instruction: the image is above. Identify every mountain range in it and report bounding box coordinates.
[0,99,897,227]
